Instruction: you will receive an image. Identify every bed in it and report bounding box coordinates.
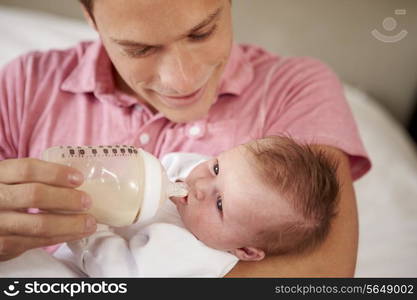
[1,5,416,277]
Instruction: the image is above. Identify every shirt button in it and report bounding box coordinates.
[139,133,150,145]
[188,126,201,136]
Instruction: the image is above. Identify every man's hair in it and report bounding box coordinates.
[79,0,94,19]
[244,136,340,256]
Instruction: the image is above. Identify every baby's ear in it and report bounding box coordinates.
[231,247,265,261]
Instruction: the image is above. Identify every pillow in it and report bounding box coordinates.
[0,5,96,67]
[344,84,417,277]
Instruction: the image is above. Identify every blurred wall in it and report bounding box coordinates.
[1,0,416,125]
[0,0,83,19]
[232,0,417,125]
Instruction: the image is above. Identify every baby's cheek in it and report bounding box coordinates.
[185,210,207,236]
[182,209,200,230]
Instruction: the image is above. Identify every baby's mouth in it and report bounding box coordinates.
[170,194,188,206]
[179,194,188,205]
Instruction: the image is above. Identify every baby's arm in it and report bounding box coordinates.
[68,222,238,277]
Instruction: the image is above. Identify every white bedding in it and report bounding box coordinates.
[345,85,417,277]
[1,5,416,277]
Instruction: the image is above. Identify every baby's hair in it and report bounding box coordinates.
[244,136,340,256]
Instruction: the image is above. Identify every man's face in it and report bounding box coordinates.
[89,0,233,122]
[171,145,296,252]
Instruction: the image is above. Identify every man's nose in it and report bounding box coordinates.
[157,44,203,95]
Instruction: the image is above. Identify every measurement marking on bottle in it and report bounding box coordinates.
[58,145,139,158]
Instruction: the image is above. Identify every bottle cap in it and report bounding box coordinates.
[137,149,164,224]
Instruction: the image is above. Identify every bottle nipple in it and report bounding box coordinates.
[167,181,189,198]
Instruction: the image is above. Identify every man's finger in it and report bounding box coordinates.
[0,183,91,211]
[0,233,93,261]
[0,211,96,237]
[0,158,84,187]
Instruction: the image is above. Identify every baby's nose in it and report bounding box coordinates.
[193,178,215,202]
[195,189,205,202]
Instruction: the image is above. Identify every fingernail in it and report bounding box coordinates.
[81,194,92,210]
[68,172,84,185]
[85,216,96,232]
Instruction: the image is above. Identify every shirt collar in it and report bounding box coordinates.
[61,40,139,108]
[61,41,254,107]
[61,41,104,94]
[218,43,254,96]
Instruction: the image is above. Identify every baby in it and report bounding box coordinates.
[0,135,340,277]
[170,135,340,261]
[63,135,340,277]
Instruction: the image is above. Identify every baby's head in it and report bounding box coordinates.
[170,136,340,261]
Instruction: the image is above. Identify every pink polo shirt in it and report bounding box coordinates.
[0,40,370,180]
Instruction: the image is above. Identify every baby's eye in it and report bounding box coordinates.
[216,196,223,212]
[213,161,219,175]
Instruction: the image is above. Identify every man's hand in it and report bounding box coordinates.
[0,158,97,261]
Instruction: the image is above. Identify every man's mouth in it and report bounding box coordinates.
[157,83,207,109]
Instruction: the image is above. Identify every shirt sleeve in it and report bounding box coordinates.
[261,57,371,180]
[0,56,26,160]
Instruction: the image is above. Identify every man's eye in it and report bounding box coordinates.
[213,162,219,175]
[189,25,217,41]
[216,196,223,212]
[126,47,154,58]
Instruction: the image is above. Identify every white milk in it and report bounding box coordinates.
[79,179,141,226]
[42,145,188,226]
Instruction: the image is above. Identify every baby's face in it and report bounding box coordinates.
[170,145,294,251]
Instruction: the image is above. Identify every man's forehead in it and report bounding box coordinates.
[95,0,225,45]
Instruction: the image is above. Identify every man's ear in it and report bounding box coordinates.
[80,5,97,31]
[230,247,265,261]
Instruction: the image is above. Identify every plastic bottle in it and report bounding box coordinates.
[41,145,188,227]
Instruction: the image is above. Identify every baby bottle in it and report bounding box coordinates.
[41,145,188,227]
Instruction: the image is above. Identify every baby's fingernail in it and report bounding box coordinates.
[85,216,96,232]
[69,172,84,185]
[81,194,92,210]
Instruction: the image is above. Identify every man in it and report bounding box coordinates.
[0,0,370,276]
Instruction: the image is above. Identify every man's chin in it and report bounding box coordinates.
[150,86,215,122]
[133,97,206,122]
[161,105,211,123]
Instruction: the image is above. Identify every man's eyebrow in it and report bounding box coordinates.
[188,6,223,34]
[111,6,223,48]
[111,40,155,48]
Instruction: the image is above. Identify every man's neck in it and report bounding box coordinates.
[112,65,135,95]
